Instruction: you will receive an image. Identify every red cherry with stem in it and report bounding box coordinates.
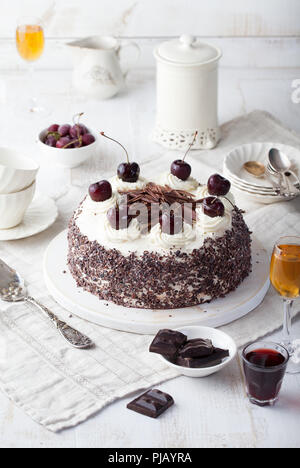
[100,132,140,183]
[82,133,95,146]
[45,135,57,147]
[107,204,131,230]
[71,139,82,148]
[58,124,71,137]
[117,162,140,182]
[202,197,225,218]
[89,180,112,202]
[48,124,59,132]
[70,113,87,138]
[70,124,88,139]
[56,136,71,149]
[170,131,198,181]
[160,212,183,235]
[207,174,231,196]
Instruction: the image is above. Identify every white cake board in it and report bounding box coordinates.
[43,230,270,335]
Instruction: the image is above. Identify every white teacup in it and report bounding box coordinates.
[0,181,36,229]
[0,148,39,194]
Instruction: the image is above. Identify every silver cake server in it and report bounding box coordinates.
[0,259,94,349]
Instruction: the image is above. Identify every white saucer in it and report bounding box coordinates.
[224,142,300,189]
[223,142,300,204]
[0,194,58,241]
[43,231,270,335]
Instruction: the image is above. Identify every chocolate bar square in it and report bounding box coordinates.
[149,329,187,359]
[179,338,214,358]
[176,348,229,368]
[127,389,174,418]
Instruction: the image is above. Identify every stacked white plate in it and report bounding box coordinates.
[223,142,300,204]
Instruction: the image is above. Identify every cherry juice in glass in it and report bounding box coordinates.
[242,342,289,406]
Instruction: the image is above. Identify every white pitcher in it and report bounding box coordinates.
[67,36,140,99]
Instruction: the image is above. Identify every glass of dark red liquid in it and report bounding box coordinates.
[242,341,289,407]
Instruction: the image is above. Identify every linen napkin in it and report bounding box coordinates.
[0,110,300,432]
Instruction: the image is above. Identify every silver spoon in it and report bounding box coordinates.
[268,148,300,195]
[267,162,298,196]
[243,160,280,193]
[0,259,94,349]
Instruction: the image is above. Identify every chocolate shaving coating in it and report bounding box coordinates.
[67,199,252,309]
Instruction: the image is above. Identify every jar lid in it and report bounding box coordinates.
[154,34,222,66]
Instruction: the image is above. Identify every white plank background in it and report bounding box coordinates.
[0,0,300,71]
[1,0,300,37]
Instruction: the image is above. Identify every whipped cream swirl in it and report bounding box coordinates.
[195,185,235,212]
[158,172,199,192]
[109,175,148,192]
[196,206,232,235]
[83,193,117,215]
[149,222,196,249]
[104,217,141,243]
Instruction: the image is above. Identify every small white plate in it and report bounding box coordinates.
[230,184,296,204]
[223,170,279,196]
[157,326,237,378]
[226,175,298,204]
[223,168,279,194]
[224,142,300,190]
[0,194,58,241]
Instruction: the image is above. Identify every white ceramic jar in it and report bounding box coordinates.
[153,35,222,150]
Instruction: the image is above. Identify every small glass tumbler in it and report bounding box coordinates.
[242,341,289,407]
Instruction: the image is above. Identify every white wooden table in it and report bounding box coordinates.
[0,67,300,448]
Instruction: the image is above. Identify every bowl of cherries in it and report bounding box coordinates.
[38,113,97,168]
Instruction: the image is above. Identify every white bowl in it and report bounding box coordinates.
[0,181,36,229]
[0,148,39,194]
[37,128,98,169]
[158,326,237,378]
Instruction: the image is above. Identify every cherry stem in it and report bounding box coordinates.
[100,132,130,164]
[224,196,235,209]
[47,131,60,141]
[63,136,82,149]
[183,131,198,162]
[73,112,84,126]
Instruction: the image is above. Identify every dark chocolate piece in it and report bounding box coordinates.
[127,389,174,418]
[149,329,187,358]
[176,348,229,368]
[179,338,214,358]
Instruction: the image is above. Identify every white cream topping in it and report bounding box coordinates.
[195,185,235,212]
[75,180,235,255]
[158,172,199,192]
[104,217,141,243]
[196,205,232,235]
[84,193,117,214]
[148,222,196,249]
[109,175,147,192]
